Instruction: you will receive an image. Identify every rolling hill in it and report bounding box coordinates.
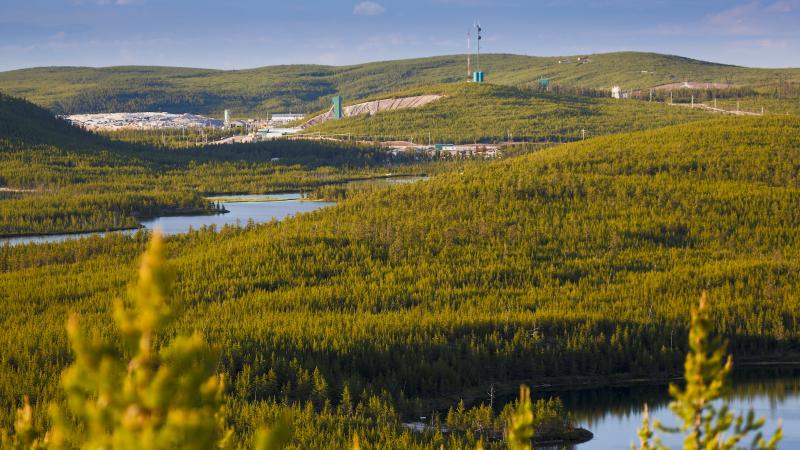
[2,115,799,448]
[1,52,797,116]
[0,95,403,237]
[300,83,711,143]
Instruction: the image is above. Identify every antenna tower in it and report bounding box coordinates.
[467,29,471,81]
[475,21,482,73]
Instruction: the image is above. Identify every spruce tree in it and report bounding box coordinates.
[633,293,783,450]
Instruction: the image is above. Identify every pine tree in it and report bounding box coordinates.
[633,293,783,450]
[0,397,45,450]
[506,385,535,450]
[311,368,329,408]
[47,231,233,450]
[339,385,353,417]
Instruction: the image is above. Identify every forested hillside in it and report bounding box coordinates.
[0,94,405,236]
[1,52,797,116]
[302,83,710,143]
[1,116,798,448]
[0,84,718,235]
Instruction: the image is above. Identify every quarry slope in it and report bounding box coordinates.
[299,94,442,128]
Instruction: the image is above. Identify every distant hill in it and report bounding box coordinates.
[302,83,711,144]
[1,52,797,116]
[0,92,111,151]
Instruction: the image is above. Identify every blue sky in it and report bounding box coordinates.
[0,0,798,71]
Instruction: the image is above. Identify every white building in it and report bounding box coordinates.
[256,127,301,140]
[268,114,305,126]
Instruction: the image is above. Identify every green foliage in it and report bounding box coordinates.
[634,295,783,450]
[2,52,799,116]
[443,391,574,444]
[506,386,534,450]
[0,397,45,450]
[703,98,800,116]
[100,127,241,149]
[48,232,231,449]
[252,417,292,450]
[1,116,799,448]
[633,404,656,450]
[303,83,711,144]
[0,94,415,236]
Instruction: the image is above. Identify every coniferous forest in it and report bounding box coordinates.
[1,73,799,448]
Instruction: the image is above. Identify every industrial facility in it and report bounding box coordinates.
[64,112,225,130]
[256,127,301,140]
[268,114,305,126]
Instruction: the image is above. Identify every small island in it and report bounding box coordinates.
[404,396,593,447]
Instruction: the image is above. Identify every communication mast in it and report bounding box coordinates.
[472,22,484,83]
[467,29,471,81]
[475,21,482,73]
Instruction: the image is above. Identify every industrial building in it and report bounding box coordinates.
[63,112,224,130]
[383,142,500,159]
[256,127,301,140]
[268,114,305,126]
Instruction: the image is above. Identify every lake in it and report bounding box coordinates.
[0,175,428,246]
[0,194,334,246]
[531,371,800,449]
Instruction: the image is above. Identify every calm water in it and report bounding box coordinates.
[145,194,332,235]
[530,372,800,449]
[1,194,333,246]
[0,176,429,246]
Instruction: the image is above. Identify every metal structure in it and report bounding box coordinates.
[475,22,482,73]
[466,29,471,81]
[538,78,550,90]
[472,22,484,83]
[332,96,343,119]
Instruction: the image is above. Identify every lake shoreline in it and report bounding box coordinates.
[0,206,227,240]
[402,421,593,448]
[199,172,426,198]
[2,174,426,240]
[423,358,800,412]
[0,224,141,239]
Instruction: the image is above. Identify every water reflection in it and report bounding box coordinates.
[1,194,333,246]
[1,176,429,247]
[524,369,800,449]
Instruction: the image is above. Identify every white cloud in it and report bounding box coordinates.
[353,1,385,16]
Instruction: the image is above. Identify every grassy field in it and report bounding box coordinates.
[1,51,798,116]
